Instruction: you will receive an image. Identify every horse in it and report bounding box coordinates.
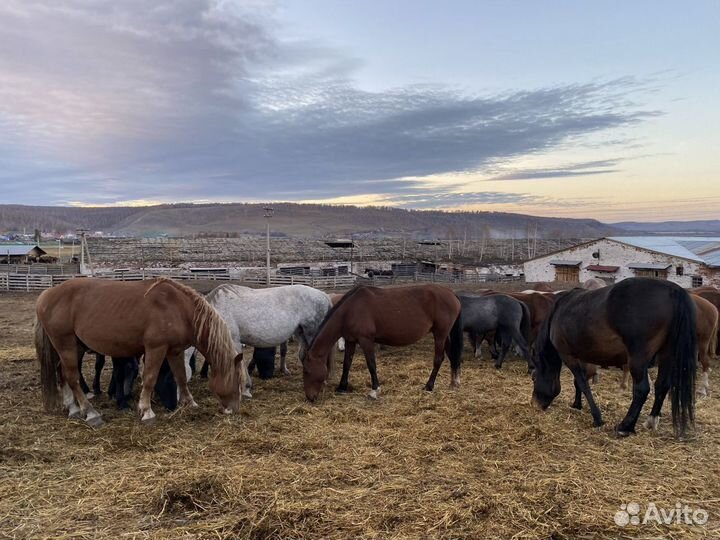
[465,290,555,362]
[582,277,608,290]
[532,277,697,438]
[35,277,244,426]
[618,294,717,397]
[532,282,555,292]
[205,284,332,395]
[302,284,463,402]
[458,293,532,370]
[691,286,720,354]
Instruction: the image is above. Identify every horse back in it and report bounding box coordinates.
[37,278,196,356]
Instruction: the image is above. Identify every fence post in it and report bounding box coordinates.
[26,274,30,292]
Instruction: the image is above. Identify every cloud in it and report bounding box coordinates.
[0,1,660,206]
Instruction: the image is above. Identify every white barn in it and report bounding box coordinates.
[523,237,720,288]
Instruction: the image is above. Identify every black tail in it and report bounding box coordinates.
[666,287,697,438]
[35,319,61,411]
[448,311,464,375]
[534,296,563,373]
[519,301,532,349]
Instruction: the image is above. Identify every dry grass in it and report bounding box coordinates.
[1,292,719,539]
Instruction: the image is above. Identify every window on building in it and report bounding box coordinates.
[676,266,684,276]
[692,276,703,288]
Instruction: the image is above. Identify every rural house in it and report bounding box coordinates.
[523,237,720,288]
[0,244,49,264]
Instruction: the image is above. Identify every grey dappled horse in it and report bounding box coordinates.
[206,284,333,396]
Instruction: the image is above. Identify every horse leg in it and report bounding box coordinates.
[468,330,481,360]
[56,340,103,427]
[616,359,651,436]
[571,378,582,410]
[494,332,510,369]
[568,362,603,427]
[78,351,90,395]
[487,332,499,361]
[166,349,197,408]
[697,349,711,398]
[137,347,166,423]
[643,364,672,430]
[359,339,381,399]
[336,341,356,393]
[92,354,105,397]
[424,330,448,392]
[508,324,533,373]
[279,340,290,375]
[620,364,630,390]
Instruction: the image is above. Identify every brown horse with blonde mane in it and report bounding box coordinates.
[36,277,244,426]
[303,284,463,402]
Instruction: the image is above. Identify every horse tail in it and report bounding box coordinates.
[35,318,61,411]
[519,301,532,348]
[535,297,563,371]
[665,287,697,438]
[448,309,464,375]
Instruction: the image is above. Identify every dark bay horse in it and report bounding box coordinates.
[302,284,463,402]
[532,277,697,438]
[36,277,244,426]
[458,293,531,369]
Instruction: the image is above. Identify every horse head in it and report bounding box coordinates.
[208,352,244,413]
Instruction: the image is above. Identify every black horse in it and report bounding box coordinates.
[458,293,532,370]
[532,277,696,438]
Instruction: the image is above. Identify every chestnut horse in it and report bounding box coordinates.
[533,277,697,438]
[691,286,720,354]
[36,277,244,426]
[302,284,463,402]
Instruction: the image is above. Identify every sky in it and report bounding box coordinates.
[0,0,718,222]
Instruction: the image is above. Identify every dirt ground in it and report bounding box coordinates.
[1,289,719,539]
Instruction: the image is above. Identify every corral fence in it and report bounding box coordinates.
[0,269,521,293]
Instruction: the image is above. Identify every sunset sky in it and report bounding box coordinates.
[1,1,718,222]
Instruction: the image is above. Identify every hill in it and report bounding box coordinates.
[0,203,618,239]
[611,220,720,235]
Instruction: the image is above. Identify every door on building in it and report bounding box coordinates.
[554,265,580,283]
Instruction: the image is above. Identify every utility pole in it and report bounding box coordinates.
[264,206,274,285]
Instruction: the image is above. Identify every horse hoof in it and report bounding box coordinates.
[282,368,291,376]
[86,415,105,428]
[570,403,581,410]
[86,392,95,400]
[68,410,82,420]
[615,426,634,437]
[644,416,659,430]
[367,388,380,400]
[423,384,434,392]
[242,391,253,399]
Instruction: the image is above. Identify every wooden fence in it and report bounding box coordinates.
[0,269,519,293]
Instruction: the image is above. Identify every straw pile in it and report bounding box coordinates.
[1,291,719,539]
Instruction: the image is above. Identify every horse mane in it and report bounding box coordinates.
[310,284,366,346]
[145,278,236,375]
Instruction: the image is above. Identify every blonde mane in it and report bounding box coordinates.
[145,278,236,376]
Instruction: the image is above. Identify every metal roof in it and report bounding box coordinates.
[0,244,46,256]
[628,263,672,270]
[608,237,720,267]
[549,260,582,266]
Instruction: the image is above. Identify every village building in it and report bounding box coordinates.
[523,237,720,288]
[0,244,49,264]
